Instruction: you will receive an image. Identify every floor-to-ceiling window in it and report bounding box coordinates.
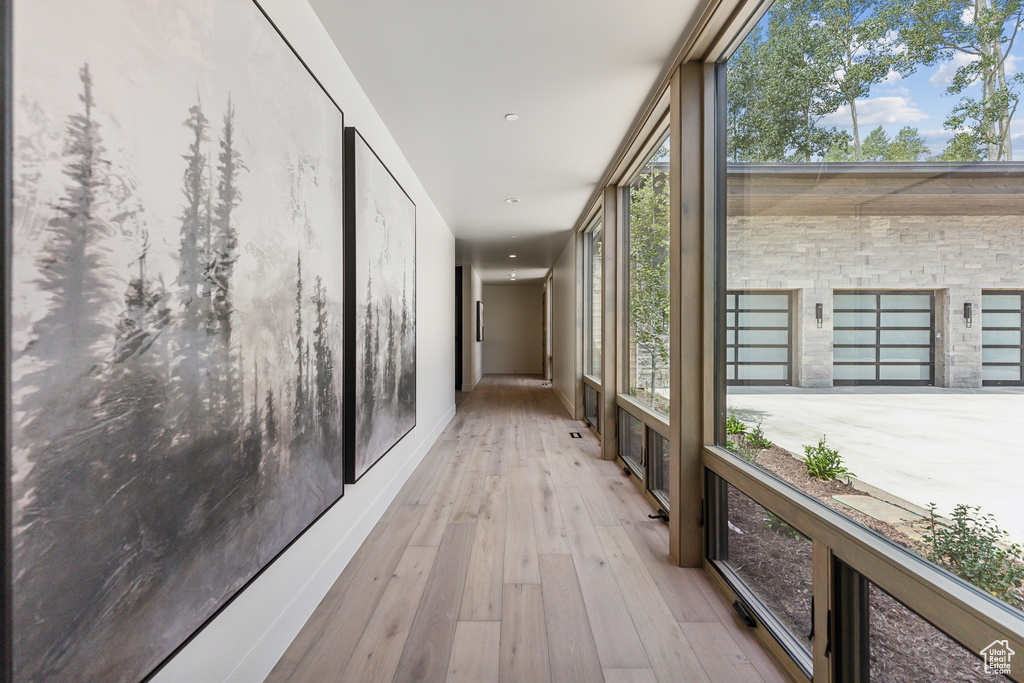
[623,134,671,416]
[583,216,603,381]
[709,0,1024,678]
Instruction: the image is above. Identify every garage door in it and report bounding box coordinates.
[833,291,933,385]
[982,291,1024,385]
[726,291,791,385]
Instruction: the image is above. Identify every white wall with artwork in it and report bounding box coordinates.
[4,0,456,681]
[482,284,545,374]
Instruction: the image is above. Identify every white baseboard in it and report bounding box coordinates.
[152,404,457,683]
[553,384,575,418]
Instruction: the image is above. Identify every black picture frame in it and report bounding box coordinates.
[4,2,347,681]
[343,127,417,484]
[476,300,484,342]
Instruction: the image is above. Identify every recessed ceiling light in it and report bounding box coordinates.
[505,197,520,204]
[509,254,517,258]
[505,113,519,121]
[510,235,518,239]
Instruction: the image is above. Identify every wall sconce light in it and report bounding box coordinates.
[815,303,823,328]
[964,302,973,328]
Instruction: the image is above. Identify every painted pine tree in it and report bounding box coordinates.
[174,97,212,429]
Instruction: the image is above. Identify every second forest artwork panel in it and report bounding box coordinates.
[345,128,417,482]
[9,0,344,680]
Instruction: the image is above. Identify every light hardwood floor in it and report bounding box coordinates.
[267,375,791,683]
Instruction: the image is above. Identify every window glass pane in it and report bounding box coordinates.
[835,311,877,328]
[647,429,669,507]
[618,408,644,479]
[738,328,788,345]
[868,581,1009,681]
[982,294,1022,310]
[879,294,931,310]
[724,0,1024,642]
[982,330,1021,346]
[983,365,1022,382]
[880,311,931,328]
[724,483,812,655]
[624,135,670,416]
[584,218,603,379]
[834,329,876,345]
[834,347,877,363]
[982,312,1022,329]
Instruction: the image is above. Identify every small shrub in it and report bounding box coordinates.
[748,420,773,450]
[920,503,1024,606]
[727,436,759,464]
[765,511,803,540]
[726,413,747,435]
[802,435,854,481]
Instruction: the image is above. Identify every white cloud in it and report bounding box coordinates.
[881,68,903,85]
[1006,53,1020,76]
[821,96,929,127]
[962,6,975,24]
[929,52,980,87]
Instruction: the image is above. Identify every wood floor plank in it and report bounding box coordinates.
[528,459,571,555]
[499,583,551,683]
[341,545,437,683]
[268,376,789,683]
[686,569,792,683]
[539,554,604,683]
[555,485,649,669]
[680,622,765,683]
[504,466,541,584]
[446,621,501,683]
[409,436,475,546]
[620,518,720,623]
[596,525,710,682]
[266,504,424,681]
[602,668,660,683]
[393,523,476,683]
[460,475,507,621]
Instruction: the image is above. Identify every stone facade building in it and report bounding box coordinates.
[726,163,1024,388]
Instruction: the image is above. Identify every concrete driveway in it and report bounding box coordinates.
[727,386,1024,545]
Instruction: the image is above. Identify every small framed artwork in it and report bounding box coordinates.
[476,301,484,342]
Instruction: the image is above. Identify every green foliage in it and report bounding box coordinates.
[726,413,747,435]
[920,503,1024,605]
[857,125,931,161]
[727,436,760,464]
[889,0,1023,160]
[802,435,855,480]
[727,3,844,161]
[933,131,985,161]
[628,141,670,410]
[748,420,774,450]
[765,511,804,540]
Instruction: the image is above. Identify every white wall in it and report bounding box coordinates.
[152,1,455,680]
[551,237,578,417]
[461,265,484,390]
[482,284,544,374]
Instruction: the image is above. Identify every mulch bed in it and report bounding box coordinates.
[726,434,1014,682]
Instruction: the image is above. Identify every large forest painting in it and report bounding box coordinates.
[345,129,416,482]
[9,1,345,681]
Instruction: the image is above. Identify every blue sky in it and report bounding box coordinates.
[747,8,1024,158]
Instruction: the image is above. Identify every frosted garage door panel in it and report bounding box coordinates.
[834,291,933,385]
[982,291,1024,385]
[727,291,792,385]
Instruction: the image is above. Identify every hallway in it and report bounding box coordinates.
[267,375,789,682]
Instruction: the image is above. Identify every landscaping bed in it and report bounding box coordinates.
[725,430,1018,682]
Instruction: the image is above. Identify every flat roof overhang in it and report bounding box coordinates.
[728,162,1024,216]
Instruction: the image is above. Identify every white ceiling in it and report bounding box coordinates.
[309,0,701,283]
